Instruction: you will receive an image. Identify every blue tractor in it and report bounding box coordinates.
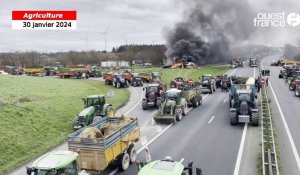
[112,74,128,88]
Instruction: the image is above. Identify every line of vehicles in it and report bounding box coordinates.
[26,63,269,175]
[0,65,102,79]
[276,60,300,97]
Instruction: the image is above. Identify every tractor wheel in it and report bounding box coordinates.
[182,104,188,116]
[72,116,80,130]
[250,112,259,126]
[127,144,137,164]
[105,80,109,85]
[118,153,130,171]
[198,96,202,106]
[92,116,102,124]
[192,98,198,108]
[230,110,238,125]
[117,82,121,88]
[175,108,182,121]
[133,81,137,87]
[113,82,116,87]
[278,74,282,79]
[289,84,295,91]
[295,89,300,97]
[106,106,115,118]
[142,99,148,110]
[156,99,162,109]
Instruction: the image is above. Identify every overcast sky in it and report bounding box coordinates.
[1,0,300,52]
[0,0,182,52]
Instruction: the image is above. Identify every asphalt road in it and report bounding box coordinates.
[261,56,300,175]
[9,65,263,175]
[118,65,261,175]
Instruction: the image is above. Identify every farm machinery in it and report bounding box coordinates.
[113,74,128,88]
[72,95,115,130]
[229,77,259,126]
[142,83,166,110]
[131,73,143,86]
[154,88,188,123]
[200,74,216,94]
[249,58,258,67]
[170,77,193,88]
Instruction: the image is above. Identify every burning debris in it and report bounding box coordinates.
[164,0,255,65]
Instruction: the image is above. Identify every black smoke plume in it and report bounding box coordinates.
[165,0,255,64]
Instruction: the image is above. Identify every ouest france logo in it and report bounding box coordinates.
[253,12,300,27]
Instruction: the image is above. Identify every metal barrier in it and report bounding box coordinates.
[261,85,279,175]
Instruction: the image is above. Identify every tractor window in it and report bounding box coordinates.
[57,161,77,175]
[147,86,158,93]
[34,169,57,175]
[238,93,250,101]
[202,76,210,81]
[87,98,103,107]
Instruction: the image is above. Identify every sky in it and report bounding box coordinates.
[1,0,300,52]
[0,0,182,52]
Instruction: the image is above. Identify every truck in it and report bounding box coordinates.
[137,159,202,175]
[26,151,89,175]
[230,58,243,68]
[229,77,259,126]
[68,117,140,172]
[249,58,258,67]
[72,95,115,130]
[154,88,188,123]
[178,83,202,107]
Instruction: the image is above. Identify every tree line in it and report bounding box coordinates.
[0,44,167,67]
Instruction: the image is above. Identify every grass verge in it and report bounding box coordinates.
[0,75,129,173]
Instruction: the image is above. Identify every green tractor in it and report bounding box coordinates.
[137,158,202,175]
[72,95,115,130]
[26,151,89,175]
[154,88,188,124]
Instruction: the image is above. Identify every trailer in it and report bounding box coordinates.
[68,117,140,172]
[179,84,202,107]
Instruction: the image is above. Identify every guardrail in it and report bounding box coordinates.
[261,85,279,175]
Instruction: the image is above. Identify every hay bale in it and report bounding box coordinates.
[101,123,121,136]
[79,127,103,139]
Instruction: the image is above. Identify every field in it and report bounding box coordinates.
[0,75,129,173]
[133,66,230,84]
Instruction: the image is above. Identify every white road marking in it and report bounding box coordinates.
[208,115,215,124]
[224,99,227,103]
[179,158,185,163]
[233,123,248,175]
[228,68,237,76]
[125,94,143,115]
[157,127,162,133]
[137,123,173,154]
[269,82,300,171]
[234,64,256,175]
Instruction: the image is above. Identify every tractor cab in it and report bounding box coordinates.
[166,89,181,101]
[145,84,160,97]
[26,151,88,175]
[84,95,105,108]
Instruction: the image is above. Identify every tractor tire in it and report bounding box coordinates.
[289,84,296,91]
[182,104,188,116]
[295,89,300,97]
[92,116,102,124]
[127,144,137,164]
[118,153,130,171]
[105,106,115,118]
[113,82,116,87]
[133,81,137,87]
[72,116,80,130]
[105,80,109,85]
[230,110,238,125]
[175,108,182,121]
[142,99,148,110]
[250,112,259,126]
[192,97,198,108]
[117,82,121,88]
[198,96,202,106]
[156,99,162,109]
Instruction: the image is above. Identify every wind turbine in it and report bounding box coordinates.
[98,25,110,51]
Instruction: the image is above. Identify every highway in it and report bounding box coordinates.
[261,56,300,175]
[118,65,260,175]
[10,64,264,175]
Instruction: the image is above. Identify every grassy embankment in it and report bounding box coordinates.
[0,75,129,173]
